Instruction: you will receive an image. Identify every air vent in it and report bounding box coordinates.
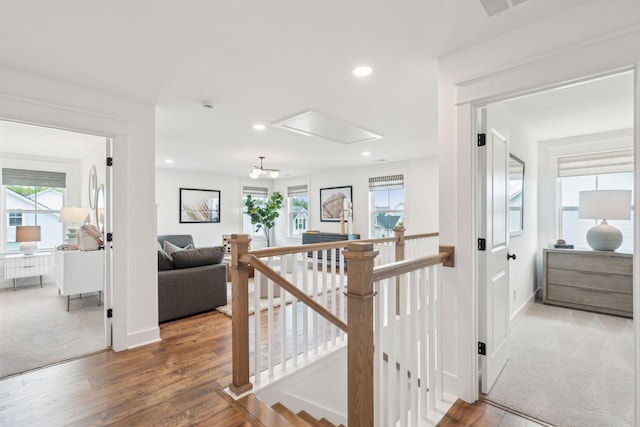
[478,0,528,17]
[273,110,383,144]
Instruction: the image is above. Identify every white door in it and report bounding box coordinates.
[478,108,511,394]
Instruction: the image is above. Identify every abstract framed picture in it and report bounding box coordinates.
[320,185,352,222]
[179,188,221,223]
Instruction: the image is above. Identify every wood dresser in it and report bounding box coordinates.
[543,248,633,318]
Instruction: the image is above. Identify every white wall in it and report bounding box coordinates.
[155,168,273,248]
[486,103,539,323]
[438,1,640,404]
[0,67,157,351]
[272,157,439,245]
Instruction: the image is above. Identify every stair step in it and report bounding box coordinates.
[234,393,292,427]
[297,409,340,427]
[272,402,314,427]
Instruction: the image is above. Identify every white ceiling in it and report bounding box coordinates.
[0,0,632,177]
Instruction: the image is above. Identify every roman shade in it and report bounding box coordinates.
[557,149,633,178]
[287,185,307,197]
[368,174,404,191]
[2,168,66,188]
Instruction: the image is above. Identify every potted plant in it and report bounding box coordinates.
[244,191,284,247]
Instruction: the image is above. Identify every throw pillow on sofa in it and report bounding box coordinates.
[171,246,225,269]
[158,250,174,271]
[163,240,194,256]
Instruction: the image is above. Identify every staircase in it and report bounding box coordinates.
[235,394,346,427]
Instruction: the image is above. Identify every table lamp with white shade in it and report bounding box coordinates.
[578,190,631,251]
[59,206,88,243]
[15,225,41,255]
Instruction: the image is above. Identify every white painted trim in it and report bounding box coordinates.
[509,292,535,331]
[445,30,640,419]
[0,93,130,351]
[633,60,640,427]
[127,327,161,349]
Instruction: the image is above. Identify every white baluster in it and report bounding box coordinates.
[254,268,262,388]
[428,265,436,410]
[410,270,418,426]
[303,252,309,364]
[291,253,298,369]
[267,257,275,380]
[312,250,319,354]
[280,255,287,375]
[419,267,429,419]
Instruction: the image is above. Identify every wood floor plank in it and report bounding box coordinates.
[0,308,543,426]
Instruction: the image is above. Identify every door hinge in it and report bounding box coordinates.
[106,233,113,242]
[107,308,113,318]
[477,133,486,147]
[106,157,113,167]
[478,341,486,355]
[478,238,486,251]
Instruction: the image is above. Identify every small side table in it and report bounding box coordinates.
[3,252,52,291]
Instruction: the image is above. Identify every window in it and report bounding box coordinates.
[3,168,66,251]
[287,185,308,238]
[242,186,268,238]
[369,174,404,238]
[557,150,634,251]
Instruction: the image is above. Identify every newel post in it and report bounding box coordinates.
[393,226,405,262]
[393,226,405,314]
[343,242,378,427]
[229,233,253,395]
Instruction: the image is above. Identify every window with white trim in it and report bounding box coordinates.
[369,174,404,238]
[287,185,308,238]
[3,168,66,251]
[557,150,634,251]
[242,186,268,238]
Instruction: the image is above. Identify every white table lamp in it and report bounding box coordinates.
[15,225,41,255]
[60,206,88,243]
[578,190,631,251]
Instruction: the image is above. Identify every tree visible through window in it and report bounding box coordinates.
[287,185,308,237]
[369,175,404,238]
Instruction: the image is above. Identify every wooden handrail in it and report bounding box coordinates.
[247,231,439,259]
[373,246,455,281]
[247,254,348,333]
[405,232,439,240]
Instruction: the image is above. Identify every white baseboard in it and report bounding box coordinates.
[127,327,160,349]
[509,292,536,331]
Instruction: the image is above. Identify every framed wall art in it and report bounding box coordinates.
[320,185,352,222]
[179,188,221,223]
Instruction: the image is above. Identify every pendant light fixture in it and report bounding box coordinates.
[249,156,279,179]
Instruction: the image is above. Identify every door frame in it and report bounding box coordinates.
[464,65,638,415]
[0,93,127,351]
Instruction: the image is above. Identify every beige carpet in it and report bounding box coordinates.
[485,302,633,427]
[0,280,105,379]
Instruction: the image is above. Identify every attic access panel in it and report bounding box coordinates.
[273,110,383,144]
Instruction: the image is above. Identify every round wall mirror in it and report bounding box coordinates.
[95,184,105,234]
[88,165,97,209]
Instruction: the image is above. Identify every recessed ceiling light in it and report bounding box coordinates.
[253,124,266,131]
[164,159,174,164]
[362,151,371,156]
[202,102,215,109]
[353,66,373,77]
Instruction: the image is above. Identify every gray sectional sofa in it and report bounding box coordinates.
[157,234,227,322]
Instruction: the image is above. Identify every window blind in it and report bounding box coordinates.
[287,185,307,197]
[2,168,66,188]
[369,174,404,191]
[557,149,633,177]
[243,186,268,197]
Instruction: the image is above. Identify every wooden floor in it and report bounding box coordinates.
[0,309,547,426]
[438,399,552,427]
